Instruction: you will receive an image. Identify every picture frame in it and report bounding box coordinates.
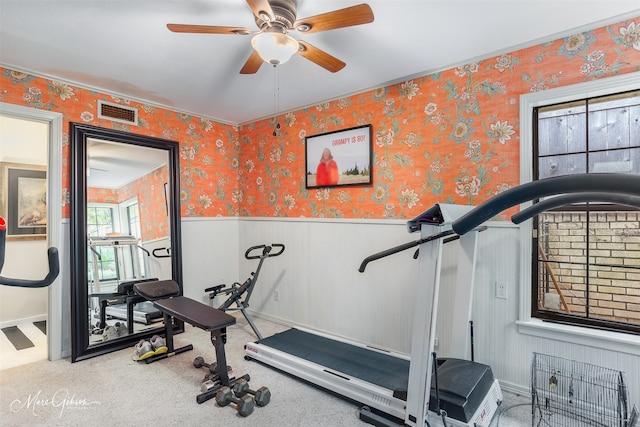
[305,124,373,189]
[0,162,47,241]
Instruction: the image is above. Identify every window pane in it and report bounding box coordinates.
[589,147,640,174]
[538,103,586,156]
[537,212,587,314]
[87,206,119,283]
[87,207,114,236]
[126,203,145,278]
[538,153,586,179]
[88,246,118,282]
[588,268,640,325]
[588,91,640,151]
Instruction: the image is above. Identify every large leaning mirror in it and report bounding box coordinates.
[70,123,183,362]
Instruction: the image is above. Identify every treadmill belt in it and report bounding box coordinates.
[257,328,409,392]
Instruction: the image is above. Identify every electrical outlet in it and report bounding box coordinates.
[274,290,280,301]
[495,281,507,299]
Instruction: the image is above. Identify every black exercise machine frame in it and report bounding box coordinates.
[133,279,238,389]
[0,217,59,288]
[360,173,640,272]
[91,245,175,334]
[206,243,285,340]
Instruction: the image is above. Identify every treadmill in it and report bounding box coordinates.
[245,204,502,426]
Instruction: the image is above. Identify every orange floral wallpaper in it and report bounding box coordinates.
[238,17,640,220]
[1,16,638,222]
[87,164,168,241]
[0,70,239,219]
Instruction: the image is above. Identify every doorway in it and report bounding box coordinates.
[0,103,63,369]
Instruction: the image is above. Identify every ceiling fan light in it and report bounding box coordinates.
[251,32,299,65]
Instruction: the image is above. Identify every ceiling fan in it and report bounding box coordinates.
[167,0,374,74]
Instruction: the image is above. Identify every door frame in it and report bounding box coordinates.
[0,102,64,360]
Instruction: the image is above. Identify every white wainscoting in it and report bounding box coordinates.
[181,217,240,304]
[181,217,640,407]
[141,237,173,281]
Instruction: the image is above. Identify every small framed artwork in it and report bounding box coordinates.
[0,162,47,240]
[305,124,373,189]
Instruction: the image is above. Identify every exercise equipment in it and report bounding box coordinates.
[193,356,220,373]
[0,216,60,288]
[197,374,251,404]
[245,174,640,426]
[133,280,234,378]
[200,366,237,392]
[233,379,271,407]
[215,386,255,417]
[201,363,235,386]
[206,243,285,339]
[195,357,234,385]
[246,203,499,427]
[99,246,176,331]
[133,279,275,409]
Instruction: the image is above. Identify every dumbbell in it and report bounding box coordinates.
[232,379,271,407]
[215,386,255,417]
[196,374,250,404]
[194,357,233,382]
[193,356,218,374]
[201,366,234,384]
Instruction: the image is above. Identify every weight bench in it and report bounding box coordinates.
[134,280,237,387]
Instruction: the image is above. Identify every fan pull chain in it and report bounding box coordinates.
[272,64,281,137]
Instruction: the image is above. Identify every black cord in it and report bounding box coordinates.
[439,409,448,426]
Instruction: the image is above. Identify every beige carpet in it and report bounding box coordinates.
[0,313,530,426]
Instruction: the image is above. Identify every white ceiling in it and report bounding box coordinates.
[87,138,168,189]
[1,1,639,125]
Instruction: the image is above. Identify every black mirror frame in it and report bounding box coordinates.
[70,122,184,362]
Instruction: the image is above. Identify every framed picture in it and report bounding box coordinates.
[305,124,372,189]
[0,162,47,240]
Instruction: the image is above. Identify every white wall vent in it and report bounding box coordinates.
[97,100,138,125]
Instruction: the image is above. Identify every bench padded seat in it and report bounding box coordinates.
[134,279,181,300]
[153,296,236,331]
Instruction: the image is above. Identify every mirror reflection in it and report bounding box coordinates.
[86,139,172,345]
[70,123,183,362]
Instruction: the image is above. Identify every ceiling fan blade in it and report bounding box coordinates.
[246,0,275,22]
[240,50,264,74]
[294,4,374,34]
[297,41,345,73]
[167,23,251,35]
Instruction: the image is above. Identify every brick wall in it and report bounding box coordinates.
[538,211,640,325]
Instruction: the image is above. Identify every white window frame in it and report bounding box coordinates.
[119,197,139,236]
[518,71,640,355]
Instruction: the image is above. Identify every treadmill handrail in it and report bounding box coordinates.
[358,229,455,273]
[452,173,640,235]
[511,192,640,224]
[358,226,488,273]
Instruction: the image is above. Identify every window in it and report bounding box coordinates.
[87,202,145,285]
[531,89,639,334]
[124,201,145,278]
[87,206,118,283]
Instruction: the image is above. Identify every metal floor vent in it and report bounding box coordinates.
[98,100,138,125]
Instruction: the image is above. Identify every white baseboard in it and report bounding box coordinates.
[0,314,47,329]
